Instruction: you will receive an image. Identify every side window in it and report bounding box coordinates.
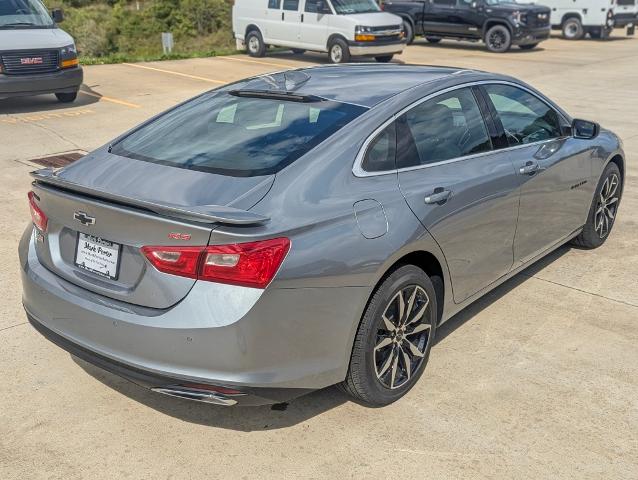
[398,88,492,168]
[305,0,318,12]
[362,122,396,173]
[484,84,562,146]
[268,0,281,8]
[283,0,299,10]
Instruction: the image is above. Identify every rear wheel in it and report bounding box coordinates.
[562,17,584,40]
[55,92,77,103]
[246,30,266,57]
[571,162,622,249]
[426,36,442,43]
[340,265,438,406]
[375,55,394,63]
[485,25,511,52]
[519,43,538,50]
[402,20,415,45]
[328,38,350,64]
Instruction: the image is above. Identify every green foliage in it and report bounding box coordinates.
[45,0,235,61]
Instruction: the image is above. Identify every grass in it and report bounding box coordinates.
[79,47,242,65]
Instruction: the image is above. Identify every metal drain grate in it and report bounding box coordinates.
[29,151,85,168]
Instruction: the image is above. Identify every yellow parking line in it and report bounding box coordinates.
[218,56,300,69]
[79,90,141,109]
[123,62,226,84]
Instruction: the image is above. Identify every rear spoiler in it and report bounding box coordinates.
[30,168,270,226]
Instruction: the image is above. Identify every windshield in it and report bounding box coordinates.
[0,0,54,28]
[111,91,367,177]
[331,0,380,14]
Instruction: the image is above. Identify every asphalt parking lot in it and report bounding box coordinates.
[2,34,637,479]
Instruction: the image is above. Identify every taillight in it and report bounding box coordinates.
[141,237,290,289]
[28,191,48,232]
[140,246,202,279]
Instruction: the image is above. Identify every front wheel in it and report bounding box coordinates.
[245,30,266,57]
[519,43,539,50]
[485,25,512,52]
[55,92,78,103]
[340,265,438,406]
[328,38,350,64]
[562,17,584,40]
[402,20,415,45]
[571,162,622,249]
[375,55,394,63]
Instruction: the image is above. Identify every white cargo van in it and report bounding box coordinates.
[541,0,637,39]
[0,0,82,102]
[232,0,406,63]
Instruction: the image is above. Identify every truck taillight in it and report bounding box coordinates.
[28,191,48,232]
[141,238,290,289]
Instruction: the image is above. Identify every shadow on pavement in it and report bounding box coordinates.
[0,83,101,114]
[72,244,571,430]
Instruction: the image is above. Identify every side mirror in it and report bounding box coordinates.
[51,8,64,23]
[572,119,599,139]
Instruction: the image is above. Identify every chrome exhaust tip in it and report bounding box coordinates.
[151,385,243,406]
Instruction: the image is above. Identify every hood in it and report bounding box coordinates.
[54,148,275,213]
[496,2,550,12]
[342,11,403,27]
[0,27,74,50]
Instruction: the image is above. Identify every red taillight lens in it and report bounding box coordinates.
[199,238,290,289]
[28,191,48,232]
[140,246,202,279]
[141,238,290,289]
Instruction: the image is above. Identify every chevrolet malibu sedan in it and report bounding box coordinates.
[21,65,624,406]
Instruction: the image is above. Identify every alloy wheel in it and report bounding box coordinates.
[594,173,620,239]
[489,31,506,50]
[374,285,432,390]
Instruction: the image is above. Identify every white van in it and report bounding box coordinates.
[232,0,406,63]
[0,0,82,102]
[540,0,637,39]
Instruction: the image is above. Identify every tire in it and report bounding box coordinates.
[588,28,602,39]
[340,265,439,406]
[485,25,512,52]
[562,17,584,40]
[402,20,415,45]
[245,30,266,57]
[375,55,394,63]
[55,92,77,103]
[519,43,538,50]
[328,38,350,64]
[291,48,305,54]
[426,36,442,43]
[571,162,622,249]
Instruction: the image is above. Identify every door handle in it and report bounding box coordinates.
[301,13,304,22]
[519,161,540,175]
[424,188,451,205]
[281,11,284,20]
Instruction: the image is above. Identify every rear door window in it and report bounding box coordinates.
[361,122,396,172]
[111,92,366,177]
[398,87,492,168]
[283,0,300,10]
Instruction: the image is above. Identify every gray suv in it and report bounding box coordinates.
[21,65,624,406]
[0,1,82,102]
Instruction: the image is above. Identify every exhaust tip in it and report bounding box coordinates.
[151,385,244,406]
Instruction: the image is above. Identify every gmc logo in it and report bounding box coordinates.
[20,57,43,65]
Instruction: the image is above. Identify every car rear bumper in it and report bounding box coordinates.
[347,40,405,56]
[512,26,551,45]
[0,66,83,99]
[20,227,367,404]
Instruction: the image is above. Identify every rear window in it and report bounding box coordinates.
[111,92,366,177]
